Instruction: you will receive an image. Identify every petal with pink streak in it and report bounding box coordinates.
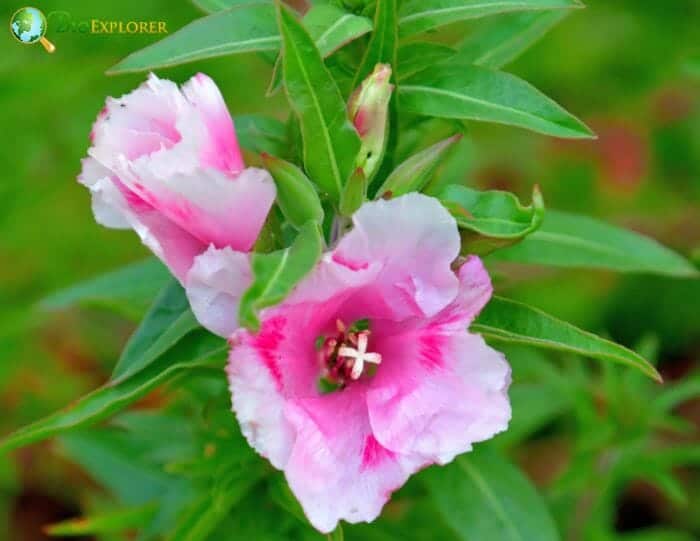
[332,193,460,320]
[185,246,251,337]
[91,171,205,282]
[182,73,245,174]
[283,389,410,533]
[366,256,509,464]
[120,163,276,252]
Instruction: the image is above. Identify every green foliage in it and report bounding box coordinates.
[492,210,699,277]
[440,184,545,254]
[239,222,324,330]
[353,0,398,87]
[107,3,279,74]
[472,297,661,381]
[278,3,362,204]
[422,446,560,541]
[398,0,582,37]
[262,153,325,228]
[457,10,571,68]
[40,258,169,318]
[377,134,462,198]
[399,63,594,138]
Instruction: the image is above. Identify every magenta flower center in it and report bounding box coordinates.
[317,319,382,390]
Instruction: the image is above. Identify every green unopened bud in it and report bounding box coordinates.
[348,63,393,182]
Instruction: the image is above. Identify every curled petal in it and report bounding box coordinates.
[182,72,245,174]
[332,193,460,319]
[186,246,251,337]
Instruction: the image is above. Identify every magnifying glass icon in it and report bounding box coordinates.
[10,7,56,53]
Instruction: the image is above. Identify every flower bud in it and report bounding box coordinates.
[348,64,393,182]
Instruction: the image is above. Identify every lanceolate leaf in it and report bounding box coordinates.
[471,296,661,381]
[377,134,461,198]
[353,0,399,88]
[261,153,325,228]
[422,446,560,541]
[491,210,699,277]
[111,280,199,382]
[40,258,169,318]
[277,3,361,203]
[169,471,265,541]
[268,5,373,95]
[457,10,570,69]
[45,504,157,536]
[398,0,582,37]
[234,115,288,156]
[304,4,373,58]
[440,184,544,254]
[239,222,324,330]
[399,63,594,139]
[397,42,456,80]
[107,3,279,74]
[0,331,226,453]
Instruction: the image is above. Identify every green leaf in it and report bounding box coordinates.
[239,222,324,330]
[457,10,570,69]
[278,3,361,203]
[490,210,699,277]
[353,0,398,88]
[261,153,325,228]
[439,184,544,254]
[398,63,593,139]
[304,4,373,58]
[235,115,288,156]
[267,5,373,96]
[398,0,582,37]
[40,258,169,318]
[107,3,279,74]
[422,446,560,541]
[377,134,461,198]
[339,167,368,216]
[58,428,191,506]
[327,525,345,541]
[45,504,157,537]
[0,331,226,453]
[168,469,265,541]
[192,0,270,14]
[471,296,661,381]
[112,281,199,381]
[397,42,456,80]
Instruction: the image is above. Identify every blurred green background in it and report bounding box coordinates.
[1,1,698,539]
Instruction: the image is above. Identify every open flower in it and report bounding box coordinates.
[207,193,511,532]
[78,73,276,282]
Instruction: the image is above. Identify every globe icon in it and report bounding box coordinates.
[10,6,55,52]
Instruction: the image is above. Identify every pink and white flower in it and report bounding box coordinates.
[78,73,276,283]
[199,193,511,532]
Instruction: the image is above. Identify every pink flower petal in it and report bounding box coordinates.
[332,193,460,320]
[119,164,276,251]
[81,73,276,285]
[284,390,409,533]
[182,73,245,174]
[185,246,252,337]
[366,259,510,465]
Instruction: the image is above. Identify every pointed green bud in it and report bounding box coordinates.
[348,63,393,182]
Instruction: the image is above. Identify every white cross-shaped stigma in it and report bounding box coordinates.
[338,332,382,380]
